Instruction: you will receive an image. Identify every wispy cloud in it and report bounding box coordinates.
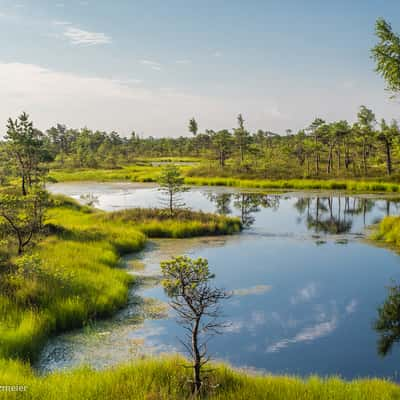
[233,285,272,296]
[140,60,162,71]
[63,27,112,46]
[266,317,338,353]
[52,20,71,26]
[214,51,222,57]
[290,283,318,305]
[345,299,358,314]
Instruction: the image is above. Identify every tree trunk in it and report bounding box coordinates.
[192,318,202,395]
[22,175,27,196]
[169,192,173,216]
[362,142,367,175]
[385,141,392,176]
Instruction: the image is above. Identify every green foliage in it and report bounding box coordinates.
[372,18,400,95]
[189,117,198,136]
[5,112,47,195]
[0,188,48,254]
[161,256,229,394]
[158,165,188,215]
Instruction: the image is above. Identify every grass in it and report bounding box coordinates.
[0,196,241,363]
[0,196,146,361]
[49,165,400,193]
[371,215,400,247]
[0,356,398,400]
[49,165,167,183]
[101,208,242,238]
[184,177,400,192]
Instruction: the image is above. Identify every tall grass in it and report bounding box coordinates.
[102,208,242,238]
[49,165,167,183]
[0,356,398,400]
[184,177,400,192]
[371,215,400,247]
[0,197,240,362]
[0,197,146,361]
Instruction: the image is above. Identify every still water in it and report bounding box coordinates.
[41,182,400,380]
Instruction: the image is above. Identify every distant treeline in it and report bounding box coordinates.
[1,105,400,180]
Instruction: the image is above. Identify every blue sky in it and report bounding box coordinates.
[0,0,399,136]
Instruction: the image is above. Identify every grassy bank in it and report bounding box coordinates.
[0,196,241,363]
[0,356,398,400]
[184,177,400,192]
[49,165,169,183]
[49,166,400,193]
[102,208,241,238]
[0,196,147,361]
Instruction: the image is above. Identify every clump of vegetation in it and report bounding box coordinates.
[0,356,399,400]
[102,208,242,238]
[371,216,400,245]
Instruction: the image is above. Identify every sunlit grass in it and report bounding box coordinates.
[371,215,400,247]
[102,208,242,238]
[0,356,398,400]
[50,165,400,193]
[0,196,241,362]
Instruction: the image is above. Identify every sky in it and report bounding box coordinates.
[1,0,400,137]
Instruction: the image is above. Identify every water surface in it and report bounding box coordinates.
[41,182,400,380]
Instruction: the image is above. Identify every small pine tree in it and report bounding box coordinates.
[158,165,188,216]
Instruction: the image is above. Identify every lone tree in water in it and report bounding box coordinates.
[158,165,188,216]
[161,256,230,396]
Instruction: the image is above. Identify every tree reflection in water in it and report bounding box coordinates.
[206,191,400,232]
[375,283,400,357]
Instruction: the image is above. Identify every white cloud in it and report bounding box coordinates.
[52,20,71,26]
[64,27,112,46]
[290,283,318,304]
[345,299,358,314]
[0,61,239,136]
[214,51,222,57]
[140,60,162,71]
[266,316,337,353]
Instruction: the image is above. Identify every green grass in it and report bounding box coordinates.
[184,177,400,192]
[49,165,400,193]
[0,356,398,400]
[0,196,241,363]
[0,197,146,361]
[49,165,167,183]
[102,208,242,238]
[371,215,400,246]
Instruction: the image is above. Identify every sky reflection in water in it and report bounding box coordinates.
[41,183,400,380]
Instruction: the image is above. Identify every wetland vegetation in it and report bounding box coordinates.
[3,14,400,400]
